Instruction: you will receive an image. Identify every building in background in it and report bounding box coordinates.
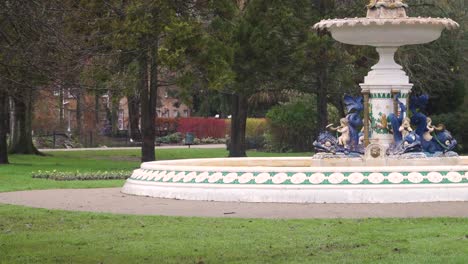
[33,85,191,136]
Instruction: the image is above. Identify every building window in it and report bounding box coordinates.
[173,110,179,118]
[183,109,189,117]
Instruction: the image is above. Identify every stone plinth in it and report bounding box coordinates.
[122,157,468,203]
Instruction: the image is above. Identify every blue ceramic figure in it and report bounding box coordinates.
[410,95,457,154]
[314,95,364,155]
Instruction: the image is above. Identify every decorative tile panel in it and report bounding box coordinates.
[129,169,468,185]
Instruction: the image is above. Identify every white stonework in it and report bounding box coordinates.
[313,15,458,146]
[122,157,468,204]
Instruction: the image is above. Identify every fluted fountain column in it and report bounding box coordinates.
[360,46,412,146]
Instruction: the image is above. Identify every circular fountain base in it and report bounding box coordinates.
[122,156,468,204]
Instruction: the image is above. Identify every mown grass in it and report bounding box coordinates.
[0,149,311,192]
[1,205,467,263]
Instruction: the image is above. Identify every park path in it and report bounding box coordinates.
[1,188,467,219]
[39,144,225,152]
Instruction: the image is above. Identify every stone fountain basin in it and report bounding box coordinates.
[314,18,458,47]
[122,156,468,204]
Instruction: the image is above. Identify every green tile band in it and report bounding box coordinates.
[130,169,467,185]
[369,93,408,99]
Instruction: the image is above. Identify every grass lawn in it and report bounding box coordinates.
[1,149,467,263]
[0,148,310,192]
[1,205,468,263]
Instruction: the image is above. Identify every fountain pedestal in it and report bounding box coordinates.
[363,47,409,85]
[360,47,412,146]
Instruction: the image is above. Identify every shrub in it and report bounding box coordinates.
[167,132,183,143]
[226,118,267,150]
[157,132,183,144]
[200,137,216,144]
[225,118,267,139]
[265,95,318,152]
[215,137,226,144]
[156,118,178,135]
[33,134,83,149]
[198,137,227,144]
[246,136,265,150]
[246,118,267,137]
[177,118,226,139]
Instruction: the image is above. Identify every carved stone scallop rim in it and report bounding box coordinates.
[313,17,460,30]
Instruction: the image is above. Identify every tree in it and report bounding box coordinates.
[398,0,467,115]
[0,0,64,156]
[0,89,8,164]
[113,0,204,162]
[191,0,368,156]
[302,0,373,130]
[198,0,323,157]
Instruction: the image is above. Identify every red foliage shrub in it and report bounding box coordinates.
[155,118,178,136]
[177,118,227,139]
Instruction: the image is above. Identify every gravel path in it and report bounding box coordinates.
[1,188,467,219]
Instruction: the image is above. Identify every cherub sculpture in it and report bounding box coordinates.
[327,118,350,148]
[423,117,445,142]
[398,117,413,138]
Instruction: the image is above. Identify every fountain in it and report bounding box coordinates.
[122,0,468,203]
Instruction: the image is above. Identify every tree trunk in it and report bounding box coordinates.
[315,27,332,136]
[8,89,42,155]
[59,88,64,130]
[140,46,158,162]
[316,61,329,135]
[8,96,16,147]
[0,90,9,164]
[95,93,100,126]
[127,94,141,141]
[229,93,248,157]
[110,93,119,136]
[316,78,328,134]
[75,86,83,137]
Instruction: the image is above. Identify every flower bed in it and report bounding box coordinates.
[32,170,131,181]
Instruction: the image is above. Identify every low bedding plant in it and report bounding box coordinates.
[32,170,131,181]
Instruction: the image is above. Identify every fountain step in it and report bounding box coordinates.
[122,157,468,204]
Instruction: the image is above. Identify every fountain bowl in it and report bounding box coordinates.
[313,18,459,47]
[122,156,468,204]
